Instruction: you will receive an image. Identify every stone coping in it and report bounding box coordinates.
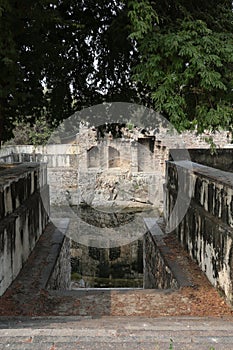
[144,218,193,288]
[170,160,233,188]
[0,162,46,187]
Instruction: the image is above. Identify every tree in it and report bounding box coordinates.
[0,0,145,144]
[128,0,233,132]
[0,0,62,142]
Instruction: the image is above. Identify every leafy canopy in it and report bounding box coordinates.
[0,0,143,143]
[128,0,233,132]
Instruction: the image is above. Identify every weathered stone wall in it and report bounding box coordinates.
[47,235,71,290]
[0,145,78,206]
[187,148,233,173]
[143,230,179,289]
[0,129,231,211]
[165,159,233,303]
[77,135,162,208]
[0,141,163,209]
[0,163,49,296]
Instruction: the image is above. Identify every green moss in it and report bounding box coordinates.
[71,272,82,280]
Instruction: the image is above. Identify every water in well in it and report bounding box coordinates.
[69,204,157,289]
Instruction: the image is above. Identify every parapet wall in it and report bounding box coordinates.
[47,235,71,291]
[0,163,49,296]
[0,145,78,206]
[187,148,233,173]
[165,160,233,303]
[143,230,179,289]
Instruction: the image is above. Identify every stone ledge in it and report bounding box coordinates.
[144,218,194,289]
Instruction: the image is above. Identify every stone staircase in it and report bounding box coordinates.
[0,220,233,349]
[0,221,232,319]
[0,316,233,349]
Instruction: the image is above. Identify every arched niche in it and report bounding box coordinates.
[87,146,100,168]
[108,146,120,168]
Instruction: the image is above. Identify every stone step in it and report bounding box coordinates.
[0,316,233,349]
[0,342,232,350]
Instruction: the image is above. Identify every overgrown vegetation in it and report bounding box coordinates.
[0,0,144,143]
[1,0,232,144]
[6,114,54,146]
[128,0,233,133]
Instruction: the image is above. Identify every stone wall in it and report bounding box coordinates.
[77,135,162,208]
[165,159,233,303]
[0,140,164,209]
[0,128,231,211]
[47,234,71,290]
[0,163,49,296]
[0,145,78,206]
[187,148,233,173]
[143,230,179,289]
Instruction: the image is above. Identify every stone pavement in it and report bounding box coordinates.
[0,315,233,349]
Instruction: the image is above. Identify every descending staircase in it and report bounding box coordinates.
[0,220,231,319]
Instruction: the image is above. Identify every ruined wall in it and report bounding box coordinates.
[0,140,163,209]
[165,159,233,303]
[0,129,231,210]
[0,163,49,296]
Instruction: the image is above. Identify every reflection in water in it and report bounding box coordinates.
[70,204,151,288]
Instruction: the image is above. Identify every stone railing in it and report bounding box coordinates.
[164,159,233,303]
[0,145,79,206]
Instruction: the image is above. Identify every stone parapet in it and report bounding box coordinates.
[165,160,233,303]
[46,235,71,291]
[0,163,49,296]
[143,218,192,289]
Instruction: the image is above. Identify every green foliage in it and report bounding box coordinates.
[29,115,54,146]
[126,120,134,130]
[8,120,31,145]
[0,0,144,143]
[128,0,159,40]
[7,113,54,146]
[204,136,217,155]
[128,0,233,132]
